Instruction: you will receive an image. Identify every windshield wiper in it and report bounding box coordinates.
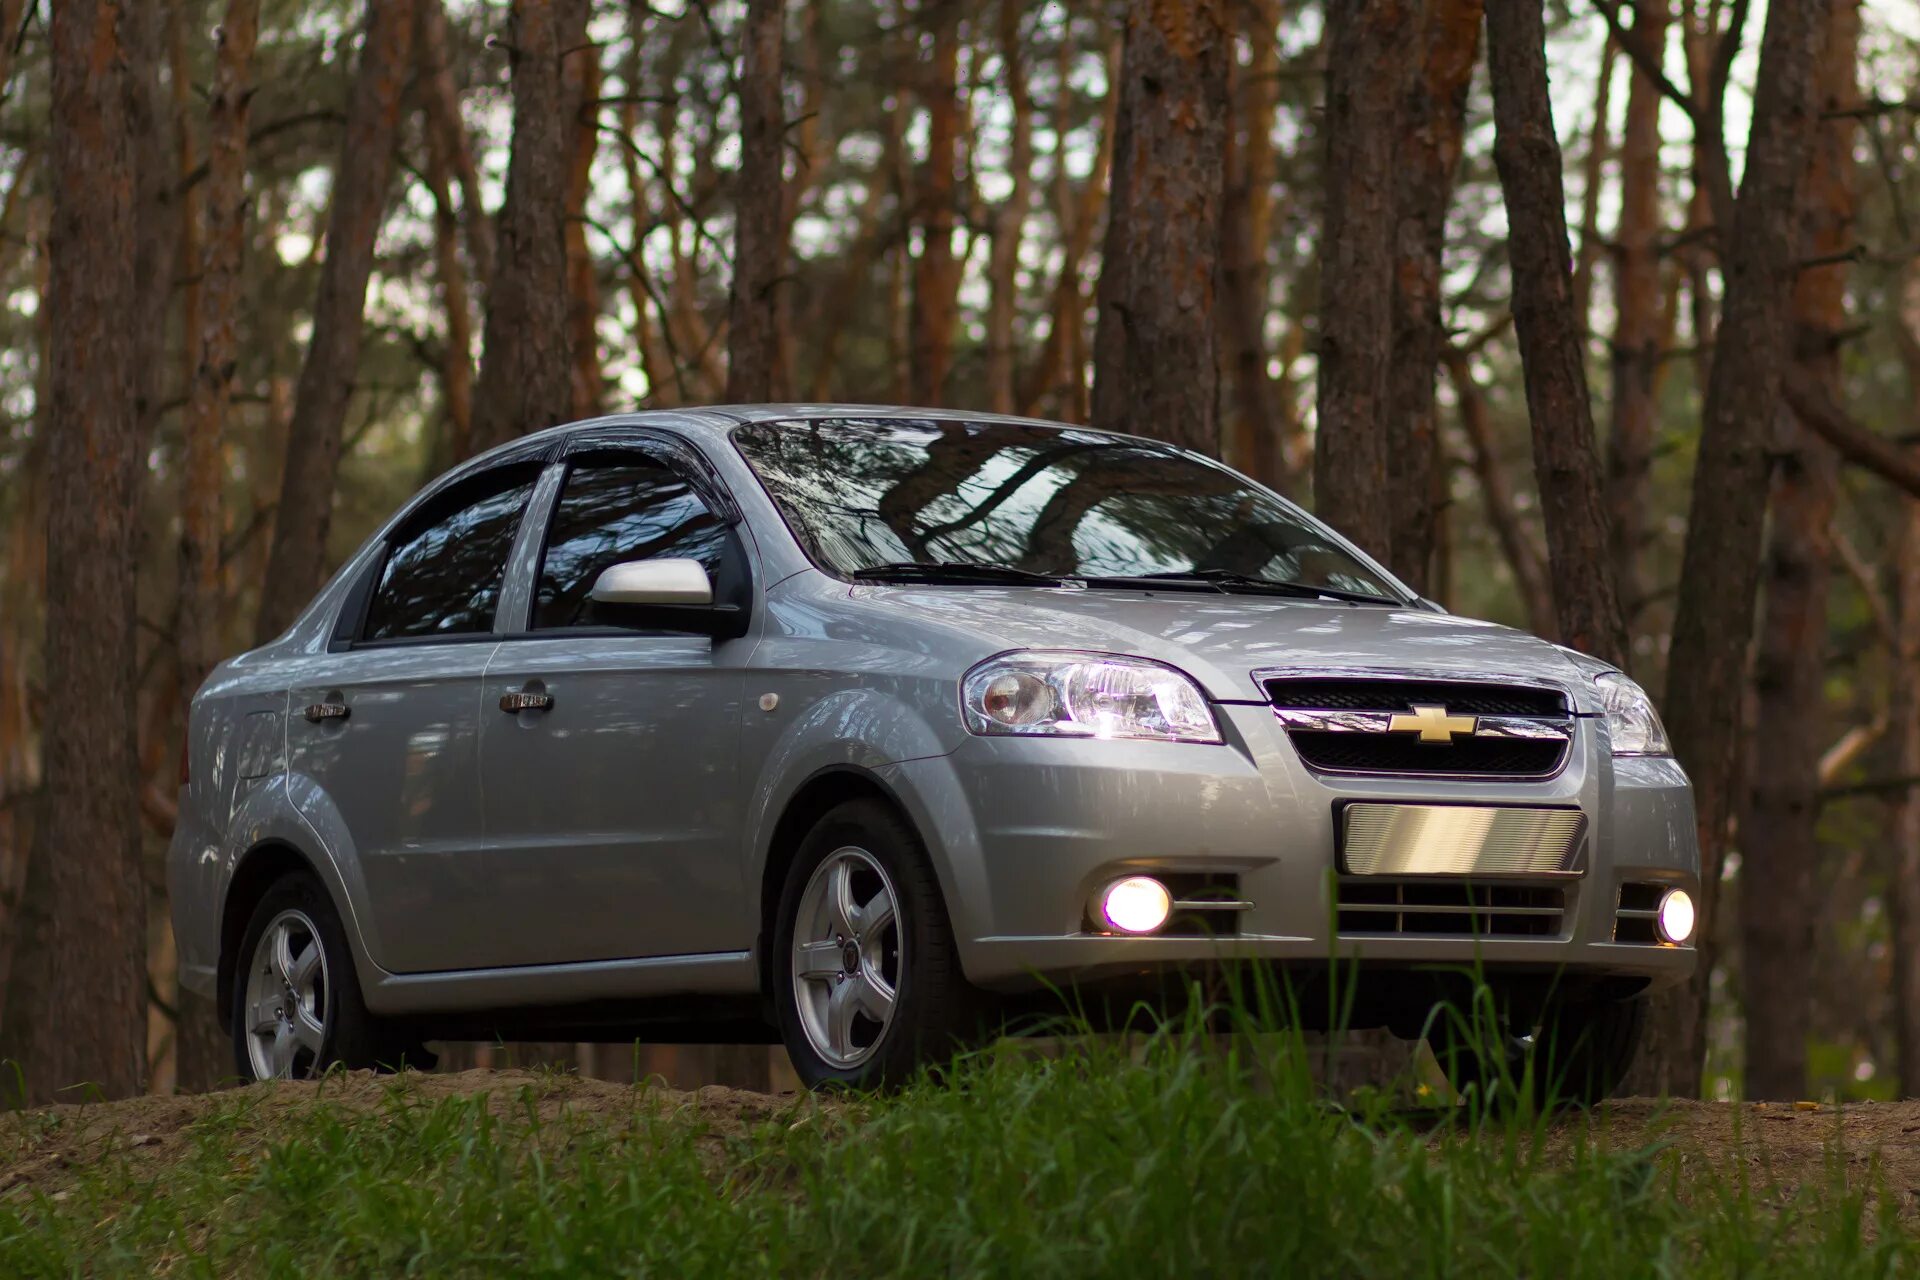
[850,561,1073,587]
[1101,569,1401,605]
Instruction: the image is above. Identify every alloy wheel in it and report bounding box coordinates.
[790,846,902,1067]
[242,908,329,1080]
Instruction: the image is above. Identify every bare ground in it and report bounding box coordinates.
[4,1069,1919,1217]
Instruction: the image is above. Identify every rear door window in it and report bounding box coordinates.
[361,465,539,642]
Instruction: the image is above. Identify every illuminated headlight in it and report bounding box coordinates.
[1657,888,1696,945]
[1594,672,1671,756]
[1096,876,1173,934]
[962,652,1222,743]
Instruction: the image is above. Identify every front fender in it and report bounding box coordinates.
[742,686,961,909]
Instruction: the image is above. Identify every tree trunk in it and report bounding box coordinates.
[1569,35,1616,333]
[174,0,261,1094]
[909,0,961,407]
[1485,0,1629,668]
[725,0,789,403]
[1738,0,1857,1103]
[0,0,147,1107]
[422,79,477,463]
[1894,464,1920,1096]
[1444,349,1556,638]
[1218,0,1281,488]
[1088,0,1230,455]
[1385,0,1482,593]
[1641,0,1831,1098]
[418,0,495,290]
[253,0,415,644]
[1604,1,1668,642]
[1016,35,1116,420]
[564,40,604,417]
[1314,0,1418,555]
[984,0,1033,417]
[470,0,586,454]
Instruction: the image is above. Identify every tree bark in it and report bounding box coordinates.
[470,0,586,454]
[984,0,1033,417]
[1738,0,1855,1103]
[1894,457,1920,1096]
[254,0,415,644]
[1444,349,1556,638]
[1016,35,1117,420]
[1314,0,1418,555]
[1606,0,1669,641]
[1642,0,1831,1098]
[0,0,147,1106]
[174,0,261,1094]
[1088,0,1230,455]
[564,39,604,417]
[421,69,477,463]
[1385,0,1482,593]
[418,0,495,290]
[909,0,961,407]
[1485,0,1629,668]
[726,0,789,403]
[1218,0,1281,488]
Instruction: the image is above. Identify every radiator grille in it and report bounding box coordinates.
[1337,881,1567,938]
[1289,733,1566,776]
[1261,676,1573,777]
[1262,678,1568,718]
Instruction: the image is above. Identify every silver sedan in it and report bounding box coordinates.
[168,407,1698,1100]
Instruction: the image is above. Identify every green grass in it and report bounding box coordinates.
[3,1007,1914,1279]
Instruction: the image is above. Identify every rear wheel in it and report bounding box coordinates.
[1430,994,1646,1110]
[773,799,981,1089]
[231,871,427,1080]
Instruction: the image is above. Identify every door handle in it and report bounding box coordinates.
[499,690,554,714]
[303,702,350,723]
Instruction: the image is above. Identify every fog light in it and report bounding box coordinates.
[1098,876,1172,934]
[1657,888,1696,945]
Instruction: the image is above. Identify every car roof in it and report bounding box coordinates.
[457,403,1134,472]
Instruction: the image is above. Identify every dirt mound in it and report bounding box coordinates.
[6,1071,1920,1214]
[0,1068,811,1203]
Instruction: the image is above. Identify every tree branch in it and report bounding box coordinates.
[1783,366,1920,499]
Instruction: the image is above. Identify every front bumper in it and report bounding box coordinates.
[881,703,1699,993]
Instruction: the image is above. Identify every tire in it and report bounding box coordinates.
[772,799,982,1090]
[230,871,419,1081]
[1430,994,1646,1110]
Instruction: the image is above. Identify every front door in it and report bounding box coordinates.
[477,449,752,966]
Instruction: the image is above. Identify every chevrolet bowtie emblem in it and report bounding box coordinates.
[1387,703,1478,744]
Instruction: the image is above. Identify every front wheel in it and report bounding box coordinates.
[772,799,982,1090]
[230,871,414,1081]
[1430,994,1646,1110]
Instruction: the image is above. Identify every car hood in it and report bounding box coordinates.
[851,583,1601,708]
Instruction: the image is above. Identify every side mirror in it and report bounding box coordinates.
[586,558,746,638]
[589,558,714,607]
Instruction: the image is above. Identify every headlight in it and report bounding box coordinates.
[962,652,1222,743]
[1594,672,1670,756]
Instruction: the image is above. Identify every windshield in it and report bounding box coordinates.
[730,418,1404,601]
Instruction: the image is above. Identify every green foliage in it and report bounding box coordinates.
[3,1019,1914,1278]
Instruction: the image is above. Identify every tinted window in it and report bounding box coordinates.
[362,467,537,641]
[533,457,734,629]
[731,418,1400,599]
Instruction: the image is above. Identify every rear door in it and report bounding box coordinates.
[475,443,753,966]
[285,460,542,974]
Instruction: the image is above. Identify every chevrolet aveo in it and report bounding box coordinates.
[169,408,1699,1100]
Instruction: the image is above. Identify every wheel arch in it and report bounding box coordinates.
[755,765,926,997]
[215,841,331,1031]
